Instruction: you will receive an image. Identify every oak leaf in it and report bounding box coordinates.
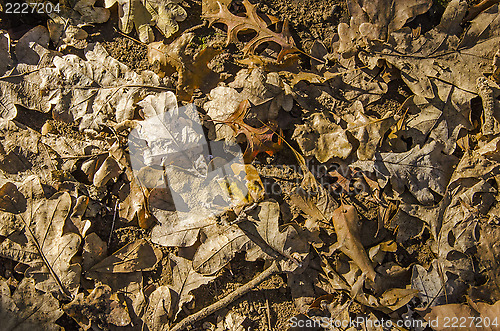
[222,100,283,163]
[203,0,298,62]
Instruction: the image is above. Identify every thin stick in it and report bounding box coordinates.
[465,0,500,21]
[170,261,280,331]
[108,200,119,247]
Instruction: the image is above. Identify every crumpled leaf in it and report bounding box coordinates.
[105,0,186,43]
[332,204,377,283]
[0,277,63,331]
[345,101,394,160]
[293,112,352,163]
[41,0,110,47]
[339,0,433,50]
[0,42,161,130]
[147,33,220,101]
[204,68,293,141]
[216,99,283,163]
[423,299,500,331]
[204,0,298,62]
[0,30,13,77]
[169,254,216,319]
[63,284,131,330]
[352,141,458,204]
[88,239,161,274]
[239,199,310,273]
[143,285,172,330]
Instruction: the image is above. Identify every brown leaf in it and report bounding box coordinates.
[147,33,221,101]
[63,284,131,329]
[0,277,63,331]
[88,239,162,274]
[423,299,500,331]
[223,100,283,163]
[332,204,377,282]
[204,0,298,62]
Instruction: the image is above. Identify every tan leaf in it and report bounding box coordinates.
[147,33,220,101]
[203,0,298,62]
[292,113,352,162]
[332,204,377,283]
[0,277,63,331]
[88,239,161,274]
[169,254,216,319]
[423,300,500,331]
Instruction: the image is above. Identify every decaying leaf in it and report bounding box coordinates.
[0,277,63,331]
[423,299,500,331]
[147,33,220,101]
[0,42,162,130]
[169,254,216,319]
[203,0,298,62]
[218,100,283,163]
[352,141,458,204]
[332,204,377,283]
[88,239,161,274]
[239,199,310,272]
[63,284,131,330]
[293,112,352,163]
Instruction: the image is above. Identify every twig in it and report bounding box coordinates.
[465,0,500,21]
[184,21,208,34]
[170,261,280,331]
[108,200,119,247]
[264,291,272,330]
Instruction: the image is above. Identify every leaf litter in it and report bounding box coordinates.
[2,0,500,330]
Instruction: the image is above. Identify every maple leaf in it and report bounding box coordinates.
[203,0,298,62]
[147,33,221,101]
[222,100,283,163]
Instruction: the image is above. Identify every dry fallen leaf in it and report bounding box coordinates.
[203,0,298,62]
[423,299,500,331]
[0,276,63,331]
[239,199,310,272]
[0,43,162,130]
[332,204,377,283]
[293,112,352,163]
[63,284,131,330]
[88,239,161,275]
[147,33,220,101]
[169,254,216,319]
[352,141,458,205]
[105,0,186,42]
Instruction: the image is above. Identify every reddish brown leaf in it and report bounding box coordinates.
[223,100,283,163]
